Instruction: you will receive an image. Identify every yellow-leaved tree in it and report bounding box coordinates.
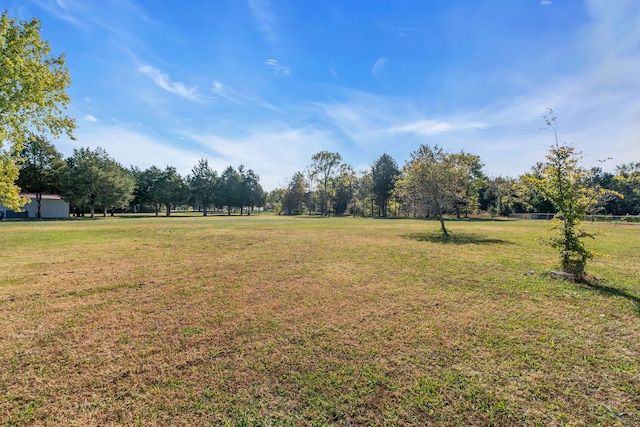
[0,11,75,211]
[528,110,620,280]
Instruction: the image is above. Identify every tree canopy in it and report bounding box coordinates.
[282,172,306,215]
[0,12,75,210]
[396,145,477,235]
[219,166,242,215]
[526,111,621,278]
[309,151,342,216]
[60,147,134,218]
[16,136,64,218]
[372,153,400,217]
[154,166,188,217]
[188,158,218,216]
[238,166,264,215]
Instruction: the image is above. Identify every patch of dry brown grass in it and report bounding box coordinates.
[1,216,639,425]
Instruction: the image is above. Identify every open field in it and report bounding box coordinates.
[1,215,639,426]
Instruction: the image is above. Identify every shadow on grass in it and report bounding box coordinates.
[402,231,514,245]
[580,279,640,314]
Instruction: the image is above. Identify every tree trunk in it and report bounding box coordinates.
[166,204,171,216]
[36,193,42,219]
[370,196,374,217]
[439,217,448,235]
[434,203,448,235]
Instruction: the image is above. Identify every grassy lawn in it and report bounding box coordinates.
[1,215,639,426]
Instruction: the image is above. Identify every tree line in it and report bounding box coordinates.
[266,147,639,223]
[16,138,264,218]
[14,133,640,224]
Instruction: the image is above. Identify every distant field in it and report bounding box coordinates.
[1,215,638,425]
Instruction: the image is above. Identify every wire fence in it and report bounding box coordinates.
[507,213,640,223]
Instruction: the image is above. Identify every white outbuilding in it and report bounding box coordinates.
[1,193,69,219]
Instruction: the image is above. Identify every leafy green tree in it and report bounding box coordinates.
[449,152,485,218]
[131,166,163,214]
[95,160,135,216]
[16,136,64,218]
[396,145,480,235]
[188,158,218,216]
[309,151,342,216]
[266,188,286,214]
[303,167,318,215]
[609,163,640,215]
[265,188,287,215]
[1,12,75,210]
[332,164,356,215]
[527,111,619,278]
[517,163,556,213]
[238,165,263,215]
[59,152,86,217]
[59,148,100,218]
[480,176,516,216]
[219,166,242,215]
[60,147,133,218]
[580,167,620,218]
[371,153,400,217]
[155,166,188,216]
[355,170,374,217]
[129,167,146,212]
[283,171,307,214]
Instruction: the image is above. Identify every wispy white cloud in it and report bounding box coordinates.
[264,59,291,76]
[248,0,278,43]
[317,92,493,161]
[67,119,333,191]
[59,124,203,174]
[33,0,86,26]
[371,57,388,83]
[391,120,487,135]
[212,80,244,105]
[30,0,157,46]
[187,125,335,189]
[83,114,98,122]
[319,96,390,147]
[211,80,280,111]
[138,65,202,102]
[318,90,486,141]
[540,1,552,6]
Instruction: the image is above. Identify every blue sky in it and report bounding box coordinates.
[6,0,640,190]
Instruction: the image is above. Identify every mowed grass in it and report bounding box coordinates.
[0,215,639,426]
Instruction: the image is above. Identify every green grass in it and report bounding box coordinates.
[0,215,639,425]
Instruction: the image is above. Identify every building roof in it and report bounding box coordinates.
[20,193,64,200]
